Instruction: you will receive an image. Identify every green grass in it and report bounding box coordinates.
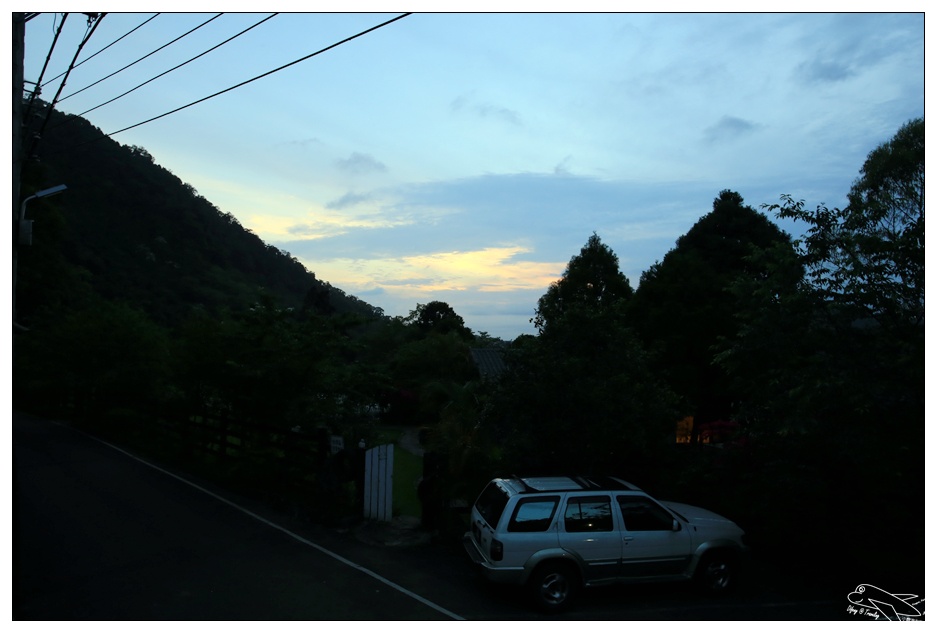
[393,445,422,518]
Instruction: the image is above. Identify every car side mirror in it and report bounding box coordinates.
[672,519,681,532]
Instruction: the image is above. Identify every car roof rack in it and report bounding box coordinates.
[511,474,538,493]
[510,475,642,493]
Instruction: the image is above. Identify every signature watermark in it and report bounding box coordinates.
[847,584,924,621]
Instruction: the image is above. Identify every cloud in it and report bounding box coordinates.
[279,137,323,150]
[796,59,853,84]
[286,223,320,237]
[791,14,921,87]
[451,93,522,126]
[326,191,372,210]
[275,172,720,263]
[702,116,760,144]
[335,152,387,175]
[272,171,741,312]
[289,246,565,304]
[553,155,573,176]
[260,167,855,339]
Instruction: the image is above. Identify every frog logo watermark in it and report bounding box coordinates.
[847,584,924,621]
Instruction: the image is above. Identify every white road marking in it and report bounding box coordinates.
[73,425,465,621]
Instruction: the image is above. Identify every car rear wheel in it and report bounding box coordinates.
[529,562,579,612]
[694,551,737,595]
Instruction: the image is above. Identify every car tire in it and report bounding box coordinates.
[528,562,579,613]
[694,551,737,596]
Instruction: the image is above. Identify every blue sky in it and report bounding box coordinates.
[22,12,925,339]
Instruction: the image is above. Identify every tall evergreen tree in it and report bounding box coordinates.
[490,234,676,477]
[533,232,633,335]
[628,190,794,441]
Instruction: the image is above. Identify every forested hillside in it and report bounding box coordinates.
[14,100,495,529]
[16,101,381,329]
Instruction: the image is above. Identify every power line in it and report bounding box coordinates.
[25,13,68,91]
[23,13,68,122]
[58,13,222,103]
[28,14,106,157]
[67,13,278,121]
[68,12,411,149]
[41,13,160,89]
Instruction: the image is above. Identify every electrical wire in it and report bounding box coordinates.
[28,14,106,156]
[105,13,412,138]
[62,12,411,151]
[23,12,68,122]
[67,13,278,121]
[58,13,222,103]
[41,13,160,89]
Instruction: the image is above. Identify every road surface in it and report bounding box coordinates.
[13,412,847,620]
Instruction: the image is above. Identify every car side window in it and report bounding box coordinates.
[564,495,613,532]
[617,495,675,531]
[507,496,559,532]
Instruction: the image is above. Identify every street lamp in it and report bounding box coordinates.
[14,183,67,330]
[18,183,67,245]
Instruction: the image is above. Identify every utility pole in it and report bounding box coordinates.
[13,13,25,329]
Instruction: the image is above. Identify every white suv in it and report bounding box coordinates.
[463,476,749,611]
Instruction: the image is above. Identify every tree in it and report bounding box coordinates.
[627,190,794,441]
[736,119,925,444]
[769,117,923,328]
[710,123,924,582]
[15,299,170,419]
[404,300,473,339]
[488,235,677,477]
[533,232,633,334]
[171,296,369,431]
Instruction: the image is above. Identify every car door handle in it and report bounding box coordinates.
[623,536,635,541]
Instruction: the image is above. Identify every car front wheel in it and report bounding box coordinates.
[529,562,579,612]
[694,551,737,595]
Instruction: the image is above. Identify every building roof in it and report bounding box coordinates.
[469,347,507,379]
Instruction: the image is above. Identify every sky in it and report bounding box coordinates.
[19,11,926,340]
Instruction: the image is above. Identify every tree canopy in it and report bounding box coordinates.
[404,300,474,339]
[627,190,795,437]
[533,232,633,334]
[491,234,676,476]
[724,119,925,443]
[770,117,924,328]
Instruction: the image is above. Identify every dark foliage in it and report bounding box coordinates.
[17,101,381,330]
[491,235,678,476]
[627,190,796,438]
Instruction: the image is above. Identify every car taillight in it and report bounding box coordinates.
[490,538,503,561]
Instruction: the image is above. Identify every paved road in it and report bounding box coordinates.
[13,413,459,620]
[13,412,846,620]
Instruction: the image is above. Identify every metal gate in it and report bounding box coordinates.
[363,443,393,522]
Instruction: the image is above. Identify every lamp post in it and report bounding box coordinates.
[13,184,67,330]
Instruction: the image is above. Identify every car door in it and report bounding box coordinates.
[616,494,692,578]
[558,494,621,583]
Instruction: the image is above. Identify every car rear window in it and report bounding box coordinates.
[475,482,510,529]
[508,496,559,532]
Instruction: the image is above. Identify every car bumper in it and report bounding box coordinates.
[462,533,528,584]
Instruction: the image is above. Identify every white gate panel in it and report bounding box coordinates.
[363,443,393,522]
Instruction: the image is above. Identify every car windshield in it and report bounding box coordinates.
[475,482,509,529]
